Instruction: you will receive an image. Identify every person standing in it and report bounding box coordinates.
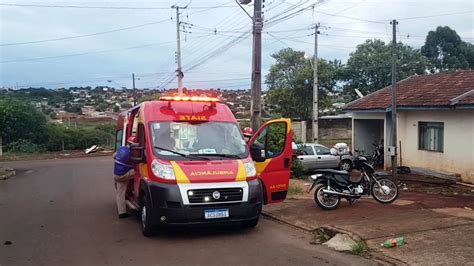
[113,136,137,218]
[242,127,254,143]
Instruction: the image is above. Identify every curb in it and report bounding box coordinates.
[262,210,405,265]
[0,168,16,180]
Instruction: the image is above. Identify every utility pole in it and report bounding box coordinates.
[250,0,263,131]
[132,73,137,105]
[171,4,186,94]
[390,19,398,179]
[312,23,320,144]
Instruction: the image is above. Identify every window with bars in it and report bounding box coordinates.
[418,122,444,152]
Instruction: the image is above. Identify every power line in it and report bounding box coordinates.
[1,36,215,63]
[264,0,313,25]
[181,9,252,72]
[0,3,236,10]
[0,18,171,46]
[396,10,474,21]
[266,2,319,27]
[315,10,385,24]
[184,31,251,72]
[182,8,250,59]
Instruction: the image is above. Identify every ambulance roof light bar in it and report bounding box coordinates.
[159,95,220,103]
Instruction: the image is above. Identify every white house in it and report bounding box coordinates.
[344,70,474,184]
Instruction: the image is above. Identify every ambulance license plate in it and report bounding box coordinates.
[204,209,229,219]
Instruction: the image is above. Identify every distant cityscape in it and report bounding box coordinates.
[0,87,275,124]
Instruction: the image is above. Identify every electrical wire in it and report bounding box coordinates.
[0,18,171,46]
[0,3,236,10]
[314,10,385,25]
[1,35,212,63]
[395,10,474,21]
[318,1,363,24]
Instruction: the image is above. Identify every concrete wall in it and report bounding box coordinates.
[293,118,352,142]
[397,110,474,183]
[292,120,307,142]
[319,118,352,140]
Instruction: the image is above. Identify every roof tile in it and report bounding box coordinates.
[344,70,474,110]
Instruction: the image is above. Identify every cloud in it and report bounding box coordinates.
[0,0,472,88]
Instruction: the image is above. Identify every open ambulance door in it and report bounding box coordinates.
[248,119,293,204]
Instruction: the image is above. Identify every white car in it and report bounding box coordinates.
[296,143,341,171]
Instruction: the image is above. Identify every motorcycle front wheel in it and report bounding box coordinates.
[372,178,399,204]
[314,184,341,210]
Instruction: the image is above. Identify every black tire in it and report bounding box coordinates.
[140,194,155,237]
[314,184,340,210]
[340,159,352,171]
[371,178,399,204]
[242,216,260,229]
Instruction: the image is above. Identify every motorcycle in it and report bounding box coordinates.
[368,143,384,167]
[306,149,399,210]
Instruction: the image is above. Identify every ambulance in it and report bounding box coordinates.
[116,94,293,236]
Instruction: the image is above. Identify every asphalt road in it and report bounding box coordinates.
[0,157,376,266]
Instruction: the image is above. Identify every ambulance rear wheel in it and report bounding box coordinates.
[140,194,155,237]
[242,216,259,229]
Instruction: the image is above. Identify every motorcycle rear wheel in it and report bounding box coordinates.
[314,184,340,210]
[372,178,399,204]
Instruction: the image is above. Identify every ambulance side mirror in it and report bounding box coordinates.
[250,143,266,163]
[130,143,145,163]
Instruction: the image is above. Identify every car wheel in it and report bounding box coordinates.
[140,194,155,237]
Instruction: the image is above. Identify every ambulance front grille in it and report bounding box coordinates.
[187,188,243,204]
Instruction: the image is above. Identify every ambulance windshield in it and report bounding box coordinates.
[150,121,248,160]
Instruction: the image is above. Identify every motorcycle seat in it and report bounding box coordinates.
[315,169,350,176]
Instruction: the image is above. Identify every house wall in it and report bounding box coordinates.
[397,110,474,183]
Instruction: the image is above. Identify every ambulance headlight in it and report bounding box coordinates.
[244,161,257,177]
[151,160,175,180]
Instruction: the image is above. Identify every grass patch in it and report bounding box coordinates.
[316,228,331,243]
[351,241,370,255]
[287,184,304,195]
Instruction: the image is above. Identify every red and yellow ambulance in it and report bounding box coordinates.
[116,94,293,236]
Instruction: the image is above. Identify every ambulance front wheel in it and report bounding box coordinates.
[140,194,155,237]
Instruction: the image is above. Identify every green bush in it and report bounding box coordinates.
[95,123,115,135]
[0,98,48,145]
[291,157,306,179]
[46,124,114,151]
[6,140,45,153]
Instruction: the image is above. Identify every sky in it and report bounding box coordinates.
[0,0,473,90]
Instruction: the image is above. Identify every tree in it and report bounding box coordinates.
[341,39,428,101]
[64,103,83,114]
[138,94,161,103]
[0,98,48,145]
[265,48,342,120]
[421,26,474,71]
[96,103,109,112]
[113,105,120,112]
[120,102,132,109]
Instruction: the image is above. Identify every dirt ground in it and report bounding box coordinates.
[272,177,474,265]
